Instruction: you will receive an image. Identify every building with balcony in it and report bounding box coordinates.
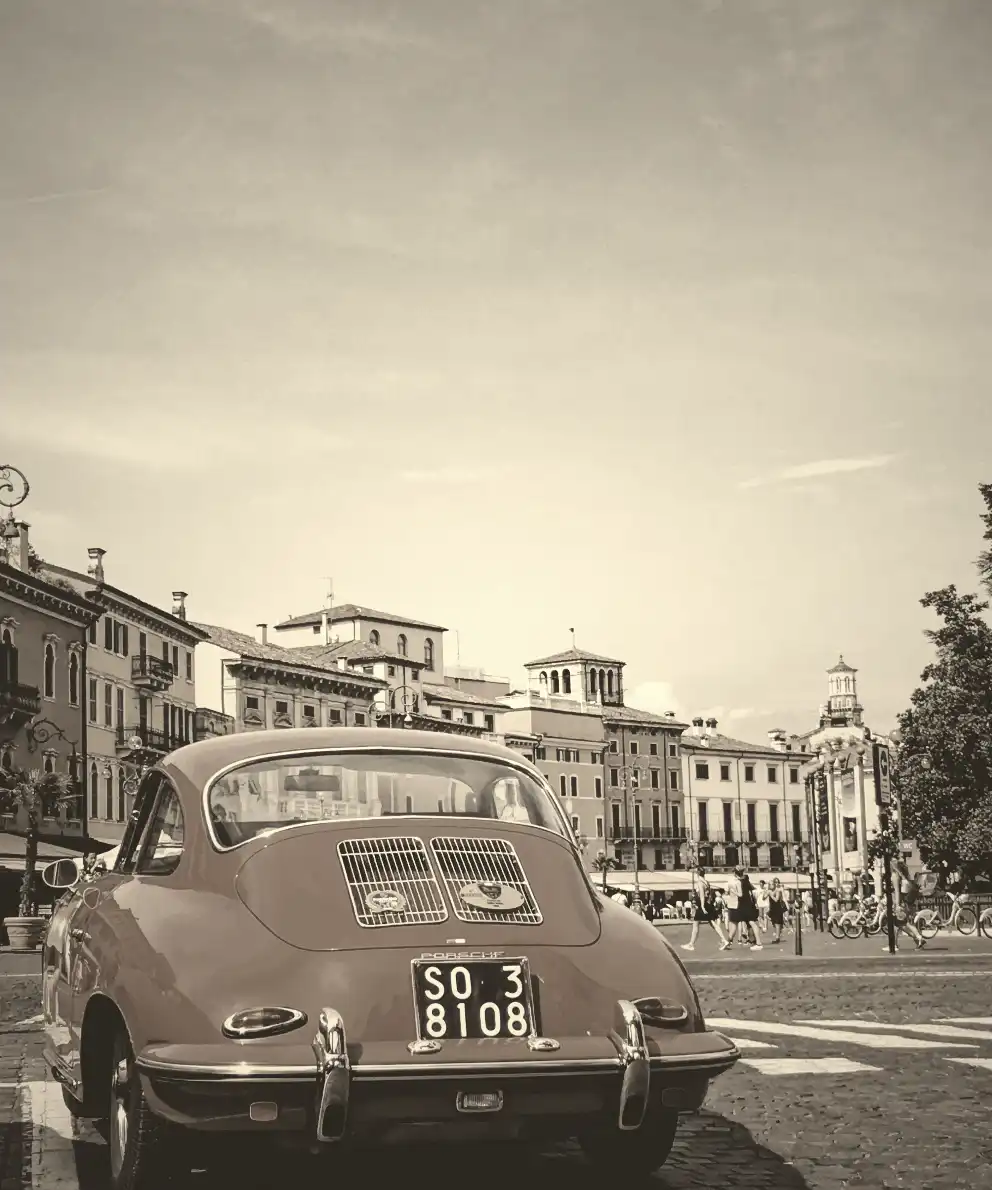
[498,645,688,882]
[0,517,102,857]
[680,716,811,889]
[39,550,207,843]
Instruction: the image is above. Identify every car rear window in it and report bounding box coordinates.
[206,750,568,849]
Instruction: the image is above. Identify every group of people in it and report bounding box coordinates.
[680,865,795,951]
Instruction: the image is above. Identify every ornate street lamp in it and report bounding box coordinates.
[368,684,418,729]
[24,717,81,818]
[0,464,30,514]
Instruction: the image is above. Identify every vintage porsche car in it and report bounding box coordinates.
[41,728,738,1188]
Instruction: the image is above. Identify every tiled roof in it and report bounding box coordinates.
[193,622,385,686]
[603,705,689,729]
[680,730,797,759]
[525,647,625,668]
[827,655,857,673]
[290,640,417,667]
[273,604,447,632]
[422,682,510,712]
[42,564,208,639]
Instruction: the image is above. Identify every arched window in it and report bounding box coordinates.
[369,630,380,646]
[117,769,126,822]
[104,768,114,820]
[424,638,434,670]
[562,668,571,694]
[539,671,548,689]
[550,670,560,694]
[590,668,598,695]
[397,634,407,657]
[44,754,55,775]
[90,763,99,819]
[599,668,606,694]
[607,670,614,696]
[68,652,80,706]
[1,748,12,771]
[44,643,56,699]
[0,629,15,685]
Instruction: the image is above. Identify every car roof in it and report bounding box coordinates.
[160,727,542,792]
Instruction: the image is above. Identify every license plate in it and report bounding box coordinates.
[412,958,535,1040]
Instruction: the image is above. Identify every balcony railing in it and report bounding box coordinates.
[131,655,174,689]
[0,679,42,724]
[116,724,173,754]
[696,831,802,846]
[608,826,691,843]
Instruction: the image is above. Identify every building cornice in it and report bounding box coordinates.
[230,658,387,699]
[0,565,102,628]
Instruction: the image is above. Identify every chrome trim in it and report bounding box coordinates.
[612,1000,651,1131]
[632,997,689,1027]
[136,1058,317,1080]
[338,836,448,928]
[201,745,572,853]
[313,1007,350,1143]
[354,1059,621,1077]
[408,1040,443,1055]
[410,955,540,1043]
[221,1007,308,1039]
[456,1090,503,1113]
[430,837,543,925]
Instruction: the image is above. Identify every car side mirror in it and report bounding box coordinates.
[41,858,81,891]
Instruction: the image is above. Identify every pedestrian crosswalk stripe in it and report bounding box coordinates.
[945,1057,992,1071]
[705,1018,979,1050]
[935,1017,992,1025]
[797,1020,992,1042]
[725,1037,778,1050]
[740,1058,881,1076]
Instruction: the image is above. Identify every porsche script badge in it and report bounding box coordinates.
[458,881,525,911]
[364,889,407,913]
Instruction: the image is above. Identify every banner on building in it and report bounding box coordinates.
[843,817,859,852]
[872,742,892,806]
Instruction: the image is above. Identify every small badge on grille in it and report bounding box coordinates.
[365,889,407,913]
[458,882,525,911]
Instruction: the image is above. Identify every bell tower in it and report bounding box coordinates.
[820,655,864,729]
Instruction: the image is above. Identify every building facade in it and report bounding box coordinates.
[41,550,207,843]
[0,517,102,853]
[499,646,688,881]
[680,717,810,886]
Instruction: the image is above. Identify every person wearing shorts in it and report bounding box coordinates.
[682,866,730,951]
[724,867,743,944]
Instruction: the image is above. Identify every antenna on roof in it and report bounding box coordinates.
[569,627,576,649]
[322,576,334,608]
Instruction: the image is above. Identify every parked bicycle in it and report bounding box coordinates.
[914,892,977,938]
[978,905,992,940]
[841,900,884,939]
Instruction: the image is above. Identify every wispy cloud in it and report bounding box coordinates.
[739,455,895,490]
[1,408,348,471]
[399,466,500,485]
[244,4,441,54]
[627,681,685,721]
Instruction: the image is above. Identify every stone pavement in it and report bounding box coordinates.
[2,955,991,1188]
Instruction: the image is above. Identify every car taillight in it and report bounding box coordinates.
[221,1007,308,1039]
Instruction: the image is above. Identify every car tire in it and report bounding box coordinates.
[579,1106,679,1177]
[107,1026,185,1190]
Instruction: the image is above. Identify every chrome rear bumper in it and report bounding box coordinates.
[135,1001,739,1143]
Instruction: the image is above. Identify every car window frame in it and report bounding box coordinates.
[115,771,166,875]
[133,776,186,878]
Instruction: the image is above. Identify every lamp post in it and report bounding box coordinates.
[367,684,418,729]
[603,722,643,914]
[24,717,81,831]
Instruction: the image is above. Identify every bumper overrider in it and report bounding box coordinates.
[134,1001,739,1145]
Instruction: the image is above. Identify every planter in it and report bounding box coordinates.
[2,916,46,951]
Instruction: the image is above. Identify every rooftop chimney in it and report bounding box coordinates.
[321,608,330,646]
[691,716,705,737]
[87,548,106,583]
[172,591,188,620]
[705,717,718,736]
[257,623,268,645]
[767,728,787,751]
[1,518,30,571]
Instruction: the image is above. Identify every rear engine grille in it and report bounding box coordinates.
[430,837,543,925]
[338,837,448,927]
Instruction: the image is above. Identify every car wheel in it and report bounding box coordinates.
[579,1107,679,1177]
[108,1026,185,1190]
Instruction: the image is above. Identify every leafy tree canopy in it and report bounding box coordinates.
[893,484,992,884]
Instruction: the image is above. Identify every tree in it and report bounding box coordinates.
[892,484,992,884]
[591,849,620,891]
[0,767,72,917]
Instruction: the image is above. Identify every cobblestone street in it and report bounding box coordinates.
[4,953,992,1188]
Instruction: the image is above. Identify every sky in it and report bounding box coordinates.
[3,0,991,740]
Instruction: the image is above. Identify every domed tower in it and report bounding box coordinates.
[820,655,864,729]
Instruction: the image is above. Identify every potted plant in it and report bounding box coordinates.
[0,765,72,950]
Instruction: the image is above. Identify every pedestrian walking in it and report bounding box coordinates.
[681,866,730,951]
[738,871,763,949]
[767,877,786,943]
[756,879,770,933]
[886,861,927,950]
